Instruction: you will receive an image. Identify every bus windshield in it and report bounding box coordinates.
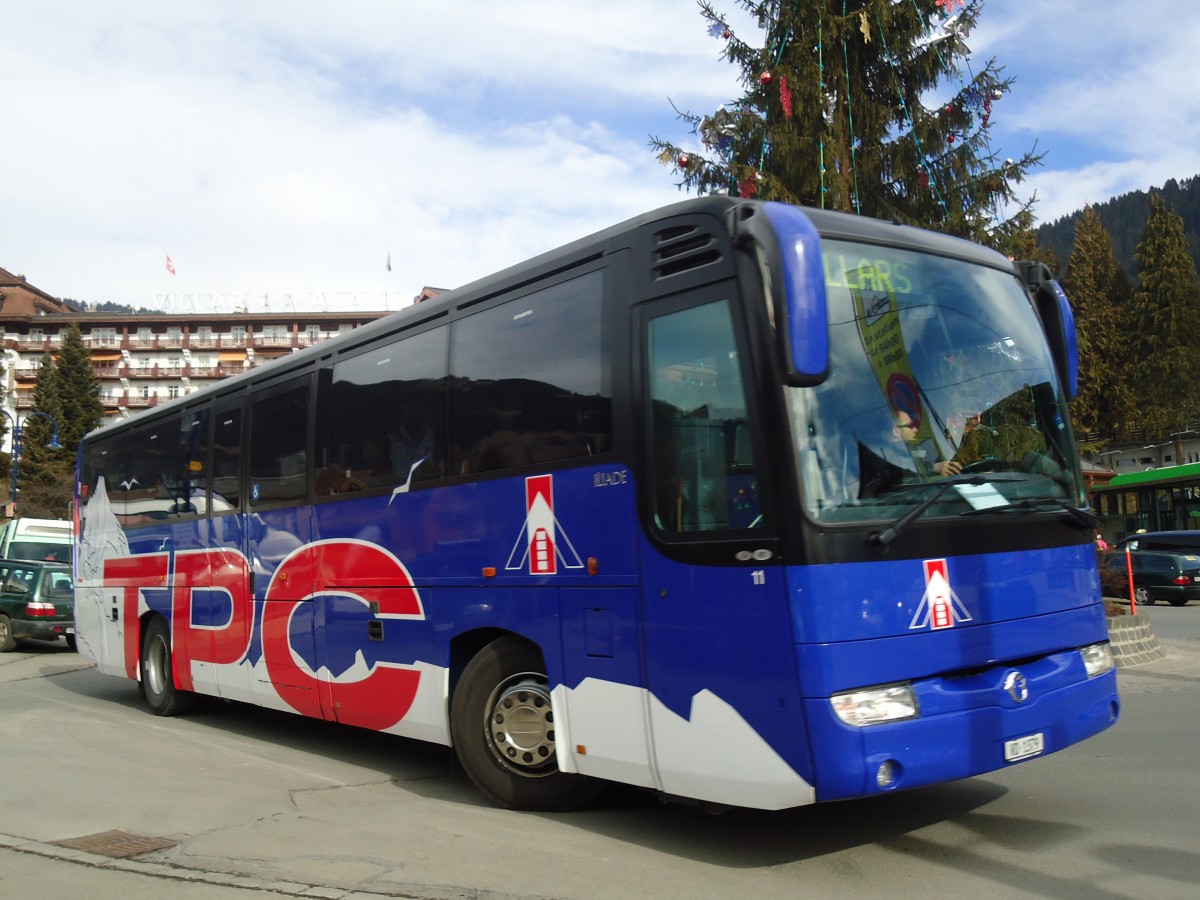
[791,239,1083,522]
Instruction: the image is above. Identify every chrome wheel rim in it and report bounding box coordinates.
[145,633,169,696]
[485,673,556,776]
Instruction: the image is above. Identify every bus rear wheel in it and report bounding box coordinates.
[141,616,196,716]
[451,636,597,811]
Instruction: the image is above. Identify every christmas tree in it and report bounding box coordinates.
[650,0,1043,250]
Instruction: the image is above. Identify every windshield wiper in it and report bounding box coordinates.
[959,496,1097,530]
[868,474,1021,552]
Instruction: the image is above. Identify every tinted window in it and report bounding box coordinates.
[249,380,310,506]
[449,270,611,475]
[211,405,243,512]
[321,327,448,494]
[177,409,208,516]
[108,418,181,526]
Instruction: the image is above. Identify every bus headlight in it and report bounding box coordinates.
[1080,642,1115,677]
[830,683,918,726]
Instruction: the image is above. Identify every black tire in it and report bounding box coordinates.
[65,634,77,652]
[1134,584,1154,606]
[0,614,16,652]
[1168,597,1189,607]
[450,636,598,811]
[140,615,196,716]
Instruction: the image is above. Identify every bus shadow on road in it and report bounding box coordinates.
[544,778,1014,868]
[53,666,1023,869]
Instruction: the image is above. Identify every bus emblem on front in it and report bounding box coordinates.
[910,558,972,630]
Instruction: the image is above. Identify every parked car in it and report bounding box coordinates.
[0,560,75,651]
[1113,530,1200,554]
[1104,550,1200,607]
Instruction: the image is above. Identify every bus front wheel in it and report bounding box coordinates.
[141,616,196,716]
[451,636,597,811]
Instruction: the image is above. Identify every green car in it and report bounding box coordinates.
[0,560,76,652]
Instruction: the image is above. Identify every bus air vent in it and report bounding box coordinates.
[651,224,722,279]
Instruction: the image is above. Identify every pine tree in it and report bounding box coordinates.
[53,323,104,450]
[1064,206,1133,440]
[14,354,71,518]
[649,0,1042,249]
[1127,194,1200,458]
[11,326,103,518]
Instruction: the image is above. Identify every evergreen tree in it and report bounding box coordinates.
[1127,194,1200,459]
[1064,207,1132,441]
[14,354,71,518]
[54,323,104,449]
[12,326,103,518]
[650,0,1042,248]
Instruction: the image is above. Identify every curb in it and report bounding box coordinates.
[1106,612,1166,668]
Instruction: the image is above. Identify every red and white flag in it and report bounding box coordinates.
[165,255,176,275]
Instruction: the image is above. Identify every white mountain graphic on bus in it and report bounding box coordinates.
[504,475,583,575]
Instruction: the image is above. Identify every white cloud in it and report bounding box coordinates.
[4,1,1197,307]
[975,0,1200,222]
[1,1,741,307]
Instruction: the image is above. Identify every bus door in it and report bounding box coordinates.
[637,291,807,808]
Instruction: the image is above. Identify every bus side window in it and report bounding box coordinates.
[321,326,449,495]
[449,270,611,476]
[211,405,242,512]
[647,299,762,532]
[249,381,310,507]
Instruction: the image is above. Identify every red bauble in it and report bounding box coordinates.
[759,71,773,86]
[678,154,690,168]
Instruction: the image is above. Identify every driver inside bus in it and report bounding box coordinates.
[859,410,961,498]
[895,412,962,478]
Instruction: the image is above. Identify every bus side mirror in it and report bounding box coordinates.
[1019,260,1078,398]
[739,202,829,385]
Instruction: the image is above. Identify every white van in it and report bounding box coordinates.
[0,517,72,563]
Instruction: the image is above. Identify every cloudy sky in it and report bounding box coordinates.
[3,1,1197,311]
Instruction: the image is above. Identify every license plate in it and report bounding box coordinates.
[66,627,75,634]
[1004,732,1044,762]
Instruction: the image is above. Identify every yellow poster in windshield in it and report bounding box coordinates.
[848,267,940,478]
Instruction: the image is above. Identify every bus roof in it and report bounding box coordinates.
[80,196,1018,443]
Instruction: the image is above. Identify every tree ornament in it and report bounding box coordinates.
[759,70,773,86]
[779,74,793,118]
[677,154,690,169]
[918,169,929,187]
[991,88,1004,100]
[947,133,956,144]
[738,175,759,197]
[860,11,871,42]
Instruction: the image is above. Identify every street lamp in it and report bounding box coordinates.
[1,409,62,514]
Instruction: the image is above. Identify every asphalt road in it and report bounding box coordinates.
[1,610,1198,900]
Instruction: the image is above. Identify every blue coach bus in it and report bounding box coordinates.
[74,196,1118,811]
